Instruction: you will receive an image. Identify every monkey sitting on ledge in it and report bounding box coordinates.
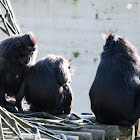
[89,32,140,126]
[0,33,37,112]
[16,54,73,115]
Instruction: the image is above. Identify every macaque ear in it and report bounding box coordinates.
[15,40,21,46]
[101,30,113,41]
[28,32,37,45]
[106,34,115,49]
[101,33,107,41]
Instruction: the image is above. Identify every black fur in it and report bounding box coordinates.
[17,55,73,115]
[89,32,140,126]
[0,33,37,112]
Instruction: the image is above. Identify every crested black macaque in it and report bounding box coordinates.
[0,33,37,112]
[89,32,140,126]
[16,54,73,115]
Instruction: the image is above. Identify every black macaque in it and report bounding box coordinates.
[89,32,140,126]
[16,54,73,115]
[0,33,37,112]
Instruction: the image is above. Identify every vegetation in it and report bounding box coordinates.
[73,51,80,58]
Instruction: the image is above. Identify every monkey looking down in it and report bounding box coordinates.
[16,54,73,115]
[0,33,37,112]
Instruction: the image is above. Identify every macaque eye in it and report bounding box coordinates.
[15,41,21,46]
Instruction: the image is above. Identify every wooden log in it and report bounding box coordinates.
[17,112,62,120]
[49,127,105,140]
[51,130,92,140]
[119,126,133,140]
[41,139,51,140]
[83,124,120,140]
[77,128,105,140]
[90,129,105,140]
[22,133,41,140]
[22,133,50,140]
[41,134,79,140]
[79,114,96,123]
[66,135,79,140]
